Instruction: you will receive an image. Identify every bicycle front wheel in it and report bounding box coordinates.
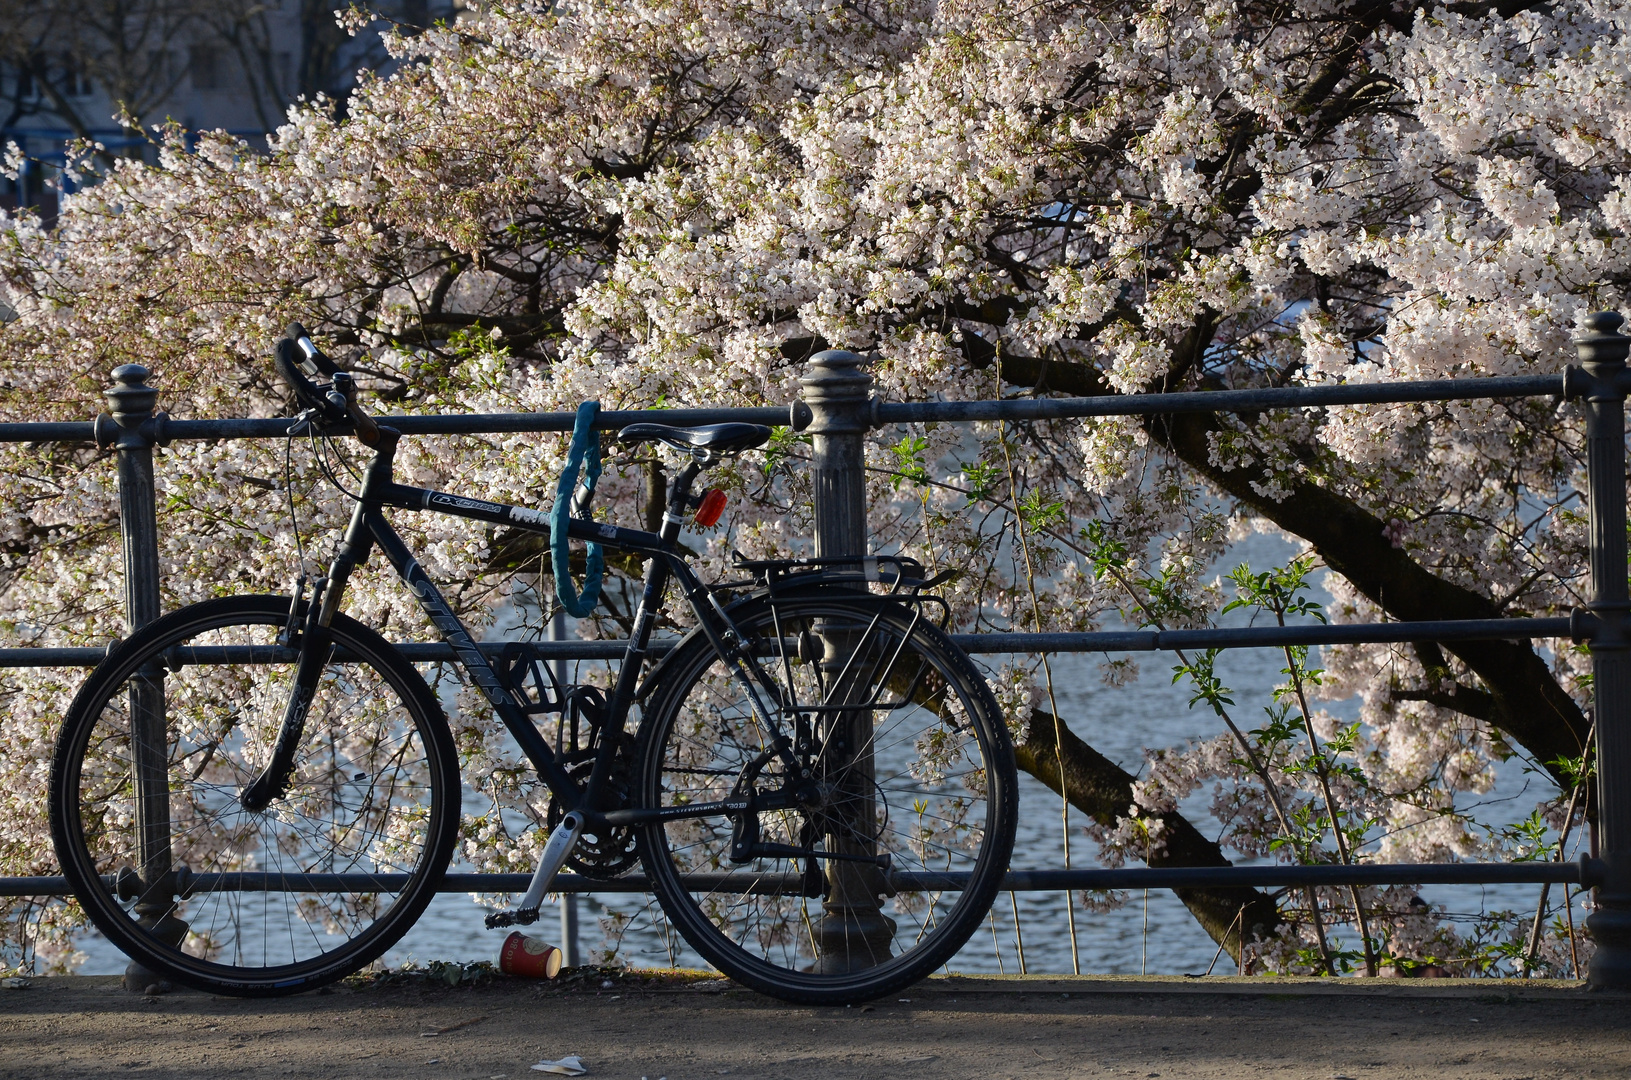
[636,592,1017,1004]
[50,595,459,995]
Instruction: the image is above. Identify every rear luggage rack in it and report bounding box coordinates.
[730,553,954,594]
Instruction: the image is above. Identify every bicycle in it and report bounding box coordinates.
[49,326,1018,1004]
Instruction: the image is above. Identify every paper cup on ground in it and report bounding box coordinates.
[498,932,563,978]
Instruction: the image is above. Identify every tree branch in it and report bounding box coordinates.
[1150,406,1591,789]
[964,351,1589,791]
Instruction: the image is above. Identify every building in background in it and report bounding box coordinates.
[1,0,455,221]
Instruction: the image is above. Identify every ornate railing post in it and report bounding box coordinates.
[96,365,184,992]
[1573,313,1631,989]
[800,349,894,972]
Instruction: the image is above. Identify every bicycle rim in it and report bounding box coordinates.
[637,593,1017,1004]
[50,595,458,995]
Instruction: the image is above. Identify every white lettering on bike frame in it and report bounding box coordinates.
[399,558,509,706]
[426,491,507,516]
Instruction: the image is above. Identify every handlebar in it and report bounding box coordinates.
[274,324,381,446]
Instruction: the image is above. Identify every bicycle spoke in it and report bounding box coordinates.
[56,598,456,991]
[639,595,1015,1003]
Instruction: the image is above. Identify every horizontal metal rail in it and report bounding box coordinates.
[0,406,809,445]
[1,859,1596,899]
[0,616,1579,669]
[950,617,1577,654]
[872,374,1567,424]
[991,860,1598,891]
[0,373,1566,446]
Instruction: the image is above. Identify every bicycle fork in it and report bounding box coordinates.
[239,576,335,812]
[240,475,383,812]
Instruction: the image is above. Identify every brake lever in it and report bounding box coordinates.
[288,390,347,431]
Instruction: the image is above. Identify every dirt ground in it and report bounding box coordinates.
[1,970,1626,1080]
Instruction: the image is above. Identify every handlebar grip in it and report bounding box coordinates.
[275,338,322,404]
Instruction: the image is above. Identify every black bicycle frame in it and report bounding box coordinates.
[288,428,785,824]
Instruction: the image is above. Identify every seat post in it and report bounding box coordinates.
[658,460,703,544]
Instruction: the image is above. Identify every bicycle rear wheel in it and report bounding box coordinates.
[636,592,1017,1004]
[50,595,459,995]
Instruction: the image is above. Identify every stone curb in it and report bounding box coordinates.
[7,972,1612,1002]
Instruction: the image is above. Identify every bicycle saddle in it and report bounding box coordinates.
[616,422,772,455]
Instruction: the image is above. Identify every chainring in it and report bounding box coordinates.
[546,734,641,878]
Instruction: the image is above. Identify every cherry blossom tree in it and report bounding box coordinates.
[0,0,1617,975]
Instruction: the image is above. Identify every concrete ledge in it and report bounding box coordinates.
[914,973,1599,999]
[2,970,1602,998]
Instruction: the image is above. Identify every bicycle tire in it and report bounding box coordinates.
[635,590,1017,1004]
[50,595,459,996]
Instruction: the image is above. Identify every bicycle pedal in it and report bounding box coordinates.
[484,907,540,930]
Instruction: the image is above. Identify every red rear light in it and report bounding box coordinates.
[694,488,728,527]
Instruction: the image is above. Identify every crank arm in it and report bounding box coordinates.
[485,811,585,929]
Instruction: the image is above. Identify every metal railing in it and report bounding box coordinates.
[3,319,1630,986]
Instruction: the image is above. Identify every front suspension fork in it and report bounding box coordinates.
[241,507,368,811]
[239,583,333,811]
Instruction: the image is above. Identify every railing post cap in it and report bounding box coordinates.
[806,348,866,367]
[800,349,872,422]
[1576,312,1630,368]
[105,365,158,418]
[110,363,152,385]
[801,350,871,392]
[1582,310,1625,336]
[102,365,159,450]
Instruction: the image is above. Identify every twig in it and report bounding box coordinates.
[1090,554,1337,975]
[1566,884,1581,979]
[988,906,1006,974]
[996,349,1080,974]
[421,1016,487,1037]
[1200,904,1246,977]
[1282,632,1377,977]
[1010,892,1028,975]
[1521,717,1593,977]
[1142,885,1149,976]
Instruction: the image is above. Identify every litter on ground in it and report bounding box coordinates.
[530,1055,588,1076]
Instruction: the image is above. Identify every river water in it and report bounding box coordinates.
[72,533,1575,977]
